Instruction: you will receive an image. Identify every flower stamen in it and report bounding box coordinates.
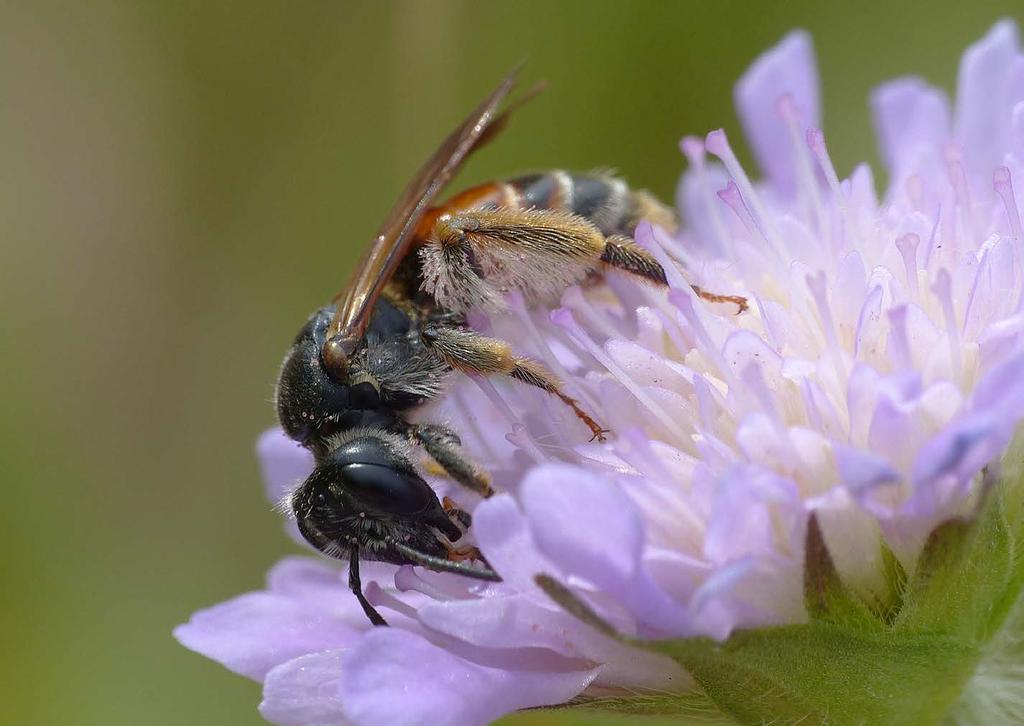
[706,129,783,256]
[932,268,964,383]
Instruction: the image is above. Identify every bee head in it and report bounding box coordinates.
[291,434,461,557]
[275,307,381,449]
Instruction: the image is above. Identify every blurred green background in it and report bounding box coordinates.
[0,1,1019,724]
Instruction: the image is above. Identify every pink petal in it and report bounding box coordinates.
[675,160,730,256]
[519,464,691,634]
[258,427,314,505]
[419,595,578,652]
[955,20,1021,177]
[734,30,820,192]
[174,565,360,681]
[260,650,352,726]
[703,466,802,563]
[417,594,687,692]
[338,628,598,726]
[472,493,555,597]
[871,77,950,181]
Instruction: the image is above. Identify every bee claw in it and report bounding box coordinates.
[445,542,483,563]
[691,284,748,315]
[590,428,610,443]
[443,496,473,529]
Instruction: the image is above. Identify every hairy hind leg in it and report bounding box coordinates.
[421,207,666,312]
[604,235,747,313]
[601,235,667,285]
[421,324,608,442]
[423,206,746,314]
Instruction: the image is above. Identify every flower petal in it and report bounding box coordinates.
[519,464,691,634]
[703,466,803,564]
[472,493,554,597]
[338,628,598,726]
[734,30,820,192]
[416,594,687,692]
[260,650,352,726]
[955,20,1021,177]
[258,427,314,505]
[871,77,950,182]
[174,585,359,681]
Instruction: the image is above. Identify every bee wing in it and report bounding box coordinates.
[327,66,535,352]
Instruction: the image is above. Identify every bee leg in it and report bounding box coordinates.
[689,284,749,314]
[423,208,667,312]
[421,324,609,442]
[603,234,748,313]
[348,547,387,627]
[444,539,484,562]
[389,539,502,582]
[442,495,473,529]
[426,207,746,316]
[410,423,494,497]
[601,235,668,285]
[439,497,488,564]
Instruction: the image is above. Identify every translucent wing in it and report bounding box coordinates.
[326,67,529,354]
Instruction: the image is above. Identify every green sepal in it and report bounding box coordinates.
[649,625,972,725]
[496,692,737,726]
[895,482,1014,639]
[875,538,908,623]
[496,708,733,725]
[803,513,881,629]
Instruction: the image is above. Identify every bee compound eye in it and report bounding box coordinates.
[341,463,438,517]
[321,336,350,379]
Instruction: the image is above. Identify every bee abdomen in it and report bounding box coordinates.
[420,172,676,240]
[508,172,677,236]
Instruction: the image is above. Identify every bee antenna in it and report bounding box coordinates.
[388,540,502,582]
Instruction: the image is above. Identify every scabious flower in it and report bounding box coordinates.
[177,20,1024,726]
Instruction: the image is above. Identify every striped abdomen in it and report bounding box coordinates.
[416,171,677,240]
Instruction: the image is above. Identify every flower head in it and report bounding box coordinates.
[177,20,1024,726]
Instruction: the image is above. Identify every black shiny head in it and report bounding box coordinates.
[276,298,433,451]
[276,307,387,449]
[291,434,461,559]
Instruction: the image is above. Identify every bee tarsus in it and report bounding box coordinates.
[388,539,501,582]
[349,547,387,627]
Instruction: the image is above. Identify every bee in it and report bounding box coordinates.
[276,69,744,626]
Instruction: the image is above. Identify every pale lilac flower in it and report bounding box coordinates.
[177,20,1024,725]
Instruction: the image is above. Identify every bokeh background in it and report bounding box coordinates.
[1,1,1020,724]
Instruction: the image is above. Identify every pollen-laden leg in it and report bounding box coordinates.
[420,207,667,313]
[410,423,493,498]
[600,235,667,285]
[421,324,609,442]
[420,206,747,315]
